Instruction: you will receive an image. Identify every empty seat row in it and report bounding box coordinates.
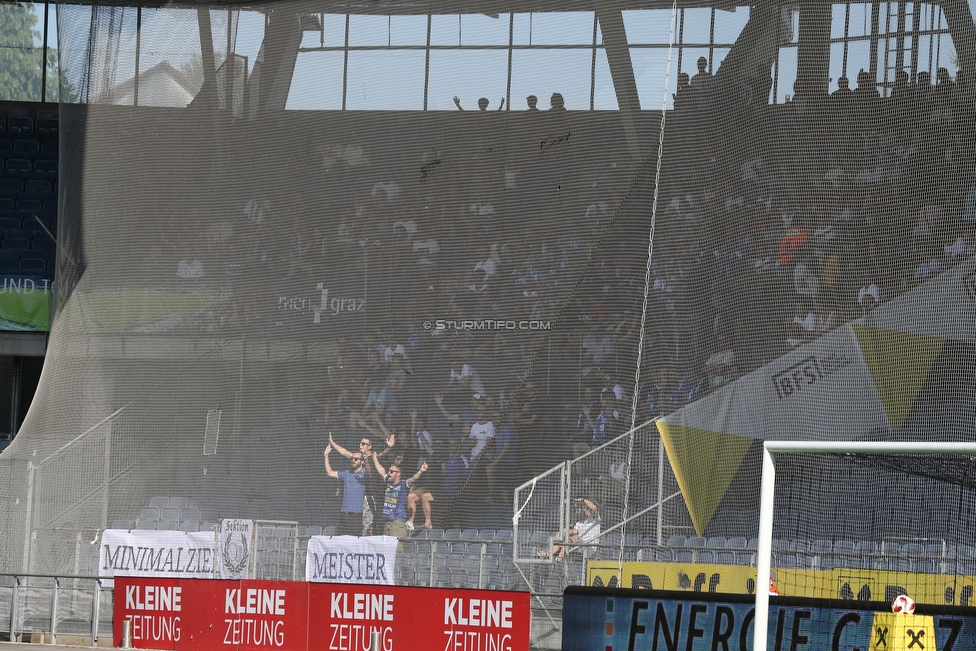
[0,116,59,133]
[0,136,58,155]
[0,108,58,121]
[413,528,514,542]
[2,158,57,173]
[140,505,202,524]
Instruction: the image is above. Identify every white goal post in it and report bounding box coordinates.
[754,440,976,651]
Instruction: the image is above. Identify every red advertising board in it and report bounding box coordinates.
[114,578,309,651]
[115,578,530,651]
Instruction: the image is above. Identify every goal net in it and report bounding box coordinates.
[754,441,976,651]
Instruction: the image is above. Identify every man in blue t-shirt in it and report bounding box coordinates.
[324,443,367,536]
[371,454,427,538]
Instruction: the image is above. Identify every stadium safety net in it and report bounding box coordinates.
[0,0,975,631]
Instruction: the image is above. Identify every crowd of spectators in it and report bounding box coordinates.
[142,62,974,534]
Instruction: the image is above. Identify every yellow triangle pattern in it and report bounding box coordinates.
[852,323,945,429]
[655,421,754,536]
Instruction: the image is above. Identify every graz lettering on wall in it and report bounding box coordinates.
[275,284,366,323]
[772,353,855,399]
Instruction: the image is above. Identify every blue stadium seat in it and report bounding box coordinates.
[5,159,30,172]
[705,536,726,548]
[685,536,706,548]
[140,506,160,522]
[477,529,495,541]
[34,159,57,173]
[494,529,513,543]
[135,520,156,530]
[666,535,686,547]
[8,117,32,132]
[149,496,169,508]
[16,199,41,211]
[6,229,32,241]
[35,118,58,134]
[3,238,29,250]
[25,179,50,193]
[726,537,747,549]
[0,217,20,230]
[9,108,34,120]
[13,139,38,152]
[0,179,23,194]
[159,506,180,522]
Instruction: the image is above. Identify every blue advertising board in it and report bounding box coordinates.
[562,586,976,650]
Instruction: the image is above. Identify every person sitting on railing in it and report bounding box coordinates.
[543,498,601,558]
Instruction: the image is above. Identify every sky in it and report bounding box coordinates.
[11,2,971,109]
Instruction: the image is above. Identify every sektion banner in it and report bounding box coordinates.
[218,519,253,580]
[113,577,531,651]
[305,535,398,585]
[99,529,219,585]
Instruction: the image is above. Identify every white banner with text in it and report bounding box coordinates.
[99,529,219,584]
[305,535,397,585]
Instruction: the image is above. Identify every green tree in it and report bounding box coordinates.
[0,3,73,103]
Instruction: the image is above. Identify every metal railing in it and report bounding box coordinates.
[0,573,111,646]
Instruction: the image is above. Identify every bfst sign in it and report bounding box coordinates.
[562,587,976,651]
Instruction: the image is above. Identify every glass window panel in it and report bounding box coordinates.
[622,10,674,45]
[427,49,507,110]
[681,8,712,45]
[430,14,460,46]
[831,4,848,40]
[529,12,594,45]
[322,14,346,47]
[679,47,711,79]
[136,8,200,107]
[346,50,424,110]
[713,7,749,43]
[53,4,92,101]
[286,51,344,110]
[45,3,61,102]
[829,41,847,91]
[593,48,617,109]
[712,47,732,72]
[845,3,869,37]
[510,49,592,110]
[596,18,603,44]
[776,46,798,103]
[846,40,871,81]
[300,28,319,49]
[512,13,531,45]
[460,13,509,45]
[936,32,957,74]
[390,15,427,46]
[236,10,265,73]
[0,3,45,101]
[348,14,388,46]
[630,48,679,109]
[917,34,933,74]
